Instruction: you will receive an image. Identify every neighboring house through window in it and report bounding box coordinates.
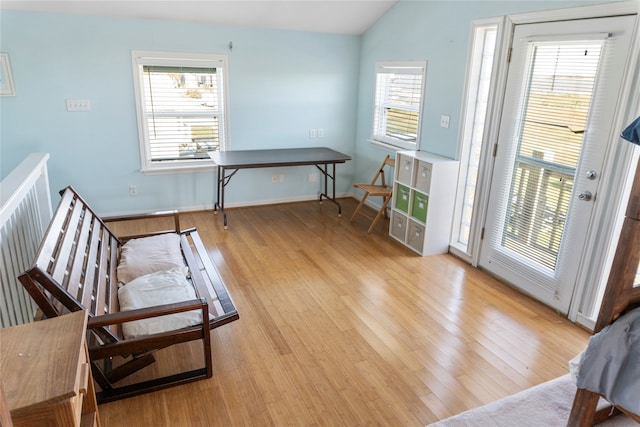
[371,61,427,150]
[132,51,229,173]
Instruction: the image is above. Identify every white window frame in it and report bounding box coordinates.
[370,61,427,151]
[131,50,230,174]
[449,18,504,266]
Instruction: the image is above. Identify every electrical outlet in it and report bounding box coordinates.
[129,185,137,196]
[272,173,278,183]
[440,115,450,129]
[66,99,91,112]
[308,173,318,183]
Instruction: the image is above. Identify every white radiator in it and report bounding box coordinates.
[0,153,52,327]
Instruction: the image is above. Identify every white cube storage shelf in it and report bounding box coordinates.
[390,150,459,256]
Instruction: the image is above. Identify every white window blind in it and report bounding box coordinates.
[501,40,603,271]
[132,51,228,172]
[372,62,426,149]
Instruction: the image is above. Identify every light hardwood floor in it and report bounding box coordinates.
[99,198,590,426]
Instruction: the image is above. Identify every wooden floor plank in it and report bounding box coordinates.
[99,198,591,426]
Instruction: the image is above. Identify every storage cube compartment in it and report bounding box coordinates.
[414,161,433,193]
[396,154,414,184]
[394,183,411,213]
[389,150,459,256]
[390,211,408,241]
[411,191,429,223]
[407,220,426,253]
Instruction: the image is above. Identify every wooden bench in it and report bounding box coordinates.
[18,186,239,403]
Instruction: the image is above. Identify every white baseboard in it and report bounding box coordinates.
[100,191,355,218]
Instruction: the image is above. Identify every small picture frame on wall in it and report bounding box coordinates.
[0,53,15,96]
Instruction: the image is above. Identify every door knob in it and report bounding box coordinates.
[578,191,593,201]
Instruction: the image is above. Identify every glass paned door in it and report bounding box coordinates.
[503,41,601,271]
[479,16,636,314]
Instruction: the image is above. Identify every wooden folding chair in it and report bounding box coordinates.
[351,154,395,233]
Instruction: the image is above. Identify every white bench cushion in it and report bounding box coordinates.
[118,267,203,339]
[117,233,185,285]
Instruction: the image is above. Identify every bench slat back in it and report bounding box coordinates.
[66,208,94,306]
[25,187,121,323]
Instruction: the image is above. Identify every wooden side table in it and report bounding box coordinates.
[0,310,100,427]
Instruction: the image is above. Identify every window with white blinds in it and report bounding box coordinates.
[372,61,426,150]
[132,51,228,172]
[502,40,603,271]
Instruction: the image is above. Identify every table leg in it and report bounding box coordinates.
[221,167,228,229]
[215,168,238,229]
[332,163,342,217]
[317,163,342,217]
[214,166,221,214]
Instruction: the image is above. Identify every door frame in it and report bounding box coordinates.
[468,1,640,327]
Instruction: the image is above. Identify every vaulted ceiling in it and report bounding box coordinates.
[1,1,399,35]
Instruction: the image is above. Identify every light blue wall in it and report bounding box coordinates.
[352,0,622,185]
[0,10,360,214]
[1,1,625,214]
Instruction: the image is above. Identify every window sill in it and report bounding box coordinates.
[367,138,417,152]
[141,160,216,175]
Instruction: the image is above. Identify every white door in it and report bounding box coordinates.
[479,15,636,314]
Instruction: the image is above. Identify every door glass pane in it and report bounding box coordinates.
[455,24,497,248]
[502,41,603,272]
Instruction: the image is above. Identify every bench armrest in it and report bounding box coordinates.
[87,298,207,328]
[87,299,212,362]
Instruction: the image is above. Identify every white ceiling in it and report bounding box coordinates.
[1,0,399,35]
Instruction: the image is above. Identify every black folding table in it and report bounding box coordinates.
[208,147,352,228]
